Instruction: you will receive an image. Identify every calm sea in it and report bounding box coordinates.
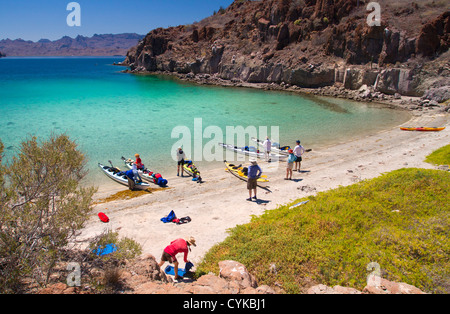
[0,57,410,187]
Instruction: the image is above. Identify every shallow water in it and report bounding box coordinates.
[0,57,410,187]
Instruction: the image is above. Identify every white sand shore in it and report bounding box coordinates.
[78,112,449,266]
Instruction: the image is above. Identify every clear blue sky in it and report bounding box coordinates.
[0,0,235,41]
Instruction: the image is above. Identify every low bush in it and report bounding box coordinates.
[197,168,450,293]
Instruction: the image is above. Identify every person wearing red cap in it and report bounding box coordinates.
[285,149,296,180]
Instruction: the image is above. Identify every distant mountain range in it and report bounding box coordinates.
[0,33,144,57]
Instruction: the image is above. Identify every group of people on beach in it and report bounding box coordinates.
[127,139,306,281]
[129,137,306,198]
[246,138,306,200]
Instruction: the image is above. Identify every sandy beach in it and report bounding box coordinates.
[78,111,449,266]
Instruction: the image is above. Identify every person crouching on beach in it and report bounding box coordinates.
[158,237,196,281]
[125,164,142,190]
[285,149,295,180]
[247,158,262,201]
[176,147,186,177]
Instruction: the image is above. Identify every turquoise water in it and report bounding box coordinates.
[0,57,410,186]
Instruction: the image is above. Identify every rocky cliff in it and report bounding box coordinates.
[123,0,449,102]
[0,33,144,57]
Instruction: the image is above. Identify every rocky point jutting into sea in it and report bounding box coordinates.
[122,0,450,111]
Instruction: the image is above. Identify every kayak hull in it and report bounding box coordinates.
[224,161,269,187]
[251,137,290,155]
[98,163,151,190]
[121,157,168,187]
[183,160,201,177]
[400,127,445,132]
[219,143,286,160]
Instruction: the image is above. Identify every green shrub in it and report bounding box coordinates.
[425,144,450,165]
[0,134,96,293]
[89,230,142,261]
[197,168,450,293]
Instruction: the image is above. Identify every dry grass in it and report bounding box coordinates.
[95,187,169,204]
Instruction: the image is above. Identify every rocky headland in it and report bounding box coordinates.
[122,0,450,111]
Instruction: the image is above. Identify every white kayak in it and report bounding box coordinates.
[98,163,151,190]
[219,143,286,160]
[251,137,312,155]
[121,157,168,187]
[251,137,291,155]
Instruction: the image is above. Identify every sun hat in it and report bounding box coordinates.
[296,140,301,144]
[249,157,257,164]
[185,236,196,247]
[135,153,140,157]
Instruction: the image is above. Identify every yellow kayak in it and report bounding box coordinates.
[183,160,201,177]
[400,127,445,132]
[224,161,269,187]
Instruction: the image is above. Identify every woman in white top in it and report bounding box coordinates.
[262,137,272,162]
[293,140,305,172]
[176,147,186,177]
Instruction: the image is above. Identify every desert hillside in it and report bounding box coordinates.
[123,0,449,101]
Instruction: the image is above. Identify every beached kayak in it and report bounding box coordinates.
[251,137,291,155]
[183,160,201,177]
[98,163,151,190]
[121,157,168,187]
[219,143,286,159]
[400,127,445,132]
[224,161,269,187]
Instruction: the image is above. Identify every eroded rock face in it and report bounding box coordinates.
[123,1,448,99]
[416,11,450,57]
[124,0,450,96]
[219,260,258,289]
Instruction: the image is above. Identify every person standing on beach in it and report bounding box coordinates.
[293,140,305,172]
[247,158,262,201]
[176,147,186,177]
[158,237,196,281]
[263,137,272,162]
[285,149,295,180]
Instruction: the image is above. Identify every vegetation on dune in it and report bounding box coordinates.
[197,168,450,294]
[425,144,450,166]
